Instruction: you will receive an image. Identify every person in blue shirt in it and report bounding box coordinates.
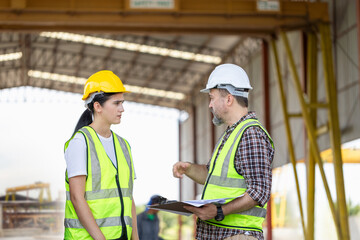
[137,195,164,240]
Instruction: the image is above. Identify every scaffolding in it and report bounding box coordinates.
[271,23,350,240]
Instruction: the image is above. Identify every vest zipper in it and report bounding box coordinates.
[115,174,128,239]
[201,156,218,199]
[201,133,226,200]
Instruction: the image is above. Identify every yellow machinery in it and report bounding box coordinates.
[5,182,52,203]
[2,182,62,232]
[271,168,287,228]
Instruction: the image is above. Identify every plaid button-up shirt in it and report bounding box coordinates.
[196,112,275,240]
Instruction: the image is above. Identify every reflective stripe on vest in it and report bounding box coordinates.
[64,126,134,239]
[65,188,132,201]
[116,134,134,197]
[202,119,273,231]
[82,127,101,191]
[237,207,267,218]
[64,216,133,229]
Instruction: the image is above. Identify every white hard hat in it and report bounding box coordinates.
[200,63,253,97]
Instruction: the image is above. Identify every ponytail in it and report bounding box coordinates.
[73,109,93,135]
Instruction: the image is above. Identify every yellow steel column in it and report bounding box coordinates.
[46,186,52,202]
[306,30,317,240]
[319,23,350,240]
[280,31,342,240]
[39,188,44,203]
[270,39,306,239]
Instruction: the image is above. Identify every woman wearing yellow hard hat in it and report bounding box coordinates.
[64,70,139,240]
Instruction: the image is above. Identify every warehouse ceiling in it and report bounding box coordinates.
[0,0,329,109]
[0,32,261,109]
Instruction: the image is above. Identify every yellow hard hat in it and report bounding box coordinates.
[82,70,130,100]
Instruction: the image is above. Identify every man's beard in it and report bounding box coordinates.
[211,108,224,126]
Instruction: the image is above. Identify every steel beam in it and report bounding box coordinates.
[0,0,329,35]
[178,118,183,240]
[262,39,272,240]
[270,38,306,239]
[192,104,198,198]
[319,23,350,240]
[19,33,30,86]
[306,30,317,240]
[191,104,198,240]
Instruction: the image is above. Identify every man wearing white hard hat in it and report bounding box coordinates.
[173,64,274,240]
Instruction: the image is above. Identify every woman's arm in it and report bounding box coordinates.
[131,199,139,240]
[69,176,106,240]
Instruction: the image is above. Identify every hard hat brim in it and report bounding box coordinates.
[200,88,211,93]
[82,90,131,100]
[200,85,250,98]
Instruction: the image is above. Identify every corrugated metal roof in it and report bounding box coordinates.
[0,32,260,109]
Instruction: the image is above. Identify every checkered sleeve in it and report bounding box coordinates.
[235,126,274,207]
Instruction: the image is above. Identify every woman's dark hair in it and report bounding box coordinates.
[72,92,117,135]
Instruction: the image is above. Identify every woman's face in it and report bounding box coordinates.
[99,93,125,125]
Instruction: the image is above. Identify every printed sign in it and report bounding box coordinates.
[129,0,175,9]
[256,0,280,12]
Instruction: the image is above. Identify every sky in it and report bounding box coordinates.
[0,86,180,205]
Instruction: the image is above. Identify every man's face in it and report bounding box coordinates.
[209,89,226,126]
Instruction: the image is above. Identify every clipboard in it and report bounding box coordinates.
[148,201,194,216]
[148,197,238,216]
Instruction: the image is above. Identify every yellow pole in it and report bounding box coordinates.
[39,189,44,203]
[319,23,350,240]
[306,30,317,240]
[279,194,287,228]
[270,39,306,239]
[271,194,278,227]
[280,31,342,240]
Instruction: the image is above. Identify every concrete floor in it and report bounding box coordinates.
[0,235,62,240]
[0,237,61,240]
[0,228,62,240]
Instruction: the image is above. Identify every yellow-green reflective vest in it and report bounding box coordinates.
[64,126,134,240]
[202,119,274,232]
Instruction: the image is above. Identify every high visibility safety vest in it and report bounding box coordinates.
[64,126,134,240]
[202,119,274,232]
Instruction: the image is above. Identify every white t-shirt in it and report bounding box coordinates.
[65,132,135,179]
